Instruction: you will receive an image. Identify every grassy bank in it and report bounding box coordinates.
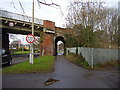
[57,50,64,53]
[65,54,120,70]
[65,54,91,69]
[12,51,30,55]
[3,56,55,73]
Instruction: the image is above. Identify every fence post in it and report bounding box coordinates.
[64,47,66,55]
[66,48,68,55]
[76,47,78,55]
[91,48,94,68]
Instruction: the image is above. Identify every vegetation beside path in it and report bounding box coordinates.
[65,54,120,71]
[12,51,30,55]
[3,56,55,73]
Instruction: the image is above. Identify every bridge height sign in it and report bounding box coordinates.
[26,34,35,43]
[26,34,35,64]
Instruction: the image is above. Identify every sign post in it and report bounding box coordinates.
[26,0,35,65]
[31,0,35,65]
[26,34,35,64]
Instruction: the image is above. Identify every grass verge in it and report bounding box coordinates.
[65,54,91,69]
[93,60,120,70]
[3,56,55,73]
[12,51,30,55]
[65,54,120,70]
[57,50,64,53]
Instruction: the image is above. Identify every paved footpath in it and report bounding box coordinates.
[2,56,119,88]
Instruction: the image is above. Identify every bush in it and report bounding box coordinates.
[18,48,23,51]
[65,53,90,69]
[78,53,85,62]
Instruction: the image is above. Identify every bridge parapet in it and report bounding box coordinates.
[0,9,43,25]
[55,27,73,35]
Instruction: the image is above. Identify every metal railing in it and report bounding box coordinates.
[0,9,43,25]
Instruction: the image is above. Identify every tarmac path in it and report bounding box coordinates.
[2,56,119,88]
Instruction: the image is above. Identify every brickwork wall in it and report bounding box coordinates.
[41,20,73,56]
[44,20,55,29]
[40,33,54,56]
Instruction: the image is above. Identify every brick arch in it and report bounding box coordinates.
[54,36,65,56]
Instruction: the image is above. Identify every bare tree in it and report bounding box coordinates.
[66,0,106,29]
[66,0,118,48]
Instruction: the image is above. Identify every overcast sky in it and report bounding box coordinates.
[0,0,119,27]
[0,0,70,27]
[0,0,119,44]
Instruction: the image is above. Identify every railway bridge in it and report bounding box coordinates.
[0,10,72,56]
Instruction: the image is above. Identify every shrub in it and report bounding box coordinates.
[78,53,85,62]
[18,48,23,51]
